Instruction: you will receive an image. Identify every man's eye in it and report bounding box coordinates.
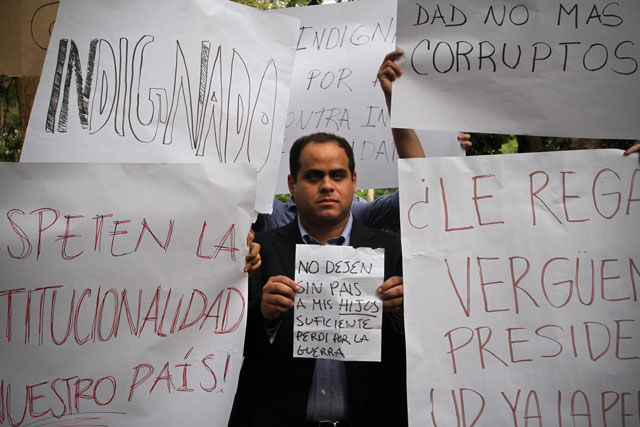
[306,172,323,181]
[330,171,346,181]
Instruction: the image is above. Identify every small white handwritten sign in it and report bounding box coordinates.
[293,244,384,362]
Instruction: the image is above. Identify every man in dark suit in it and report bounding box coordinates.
[229,132,407,427]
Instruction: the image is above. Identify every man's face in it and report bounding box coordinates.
[288,141,357,230]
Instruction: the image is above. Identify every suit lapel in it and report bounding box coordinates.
[349,218,375,249]
[272,219,301,278]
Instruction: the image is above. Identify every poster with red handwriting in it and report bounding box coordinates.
[0,163,256,426]
[21,0,299,213]
[398,150,639,426]
[392,0,640,140]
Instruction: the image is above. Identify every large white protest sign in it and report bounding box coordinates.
[273,0,463,194]
[399,151,639,425]
[0,162,256,427]
[393,0,640,140]
[21,0,299,212]
[294,244,384,362]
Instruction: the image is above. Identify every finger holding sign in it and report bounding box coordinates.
[378,49,404,109]
[261,275,300,323]
[378,276,404,314]
[457,133,472,150]
[244,232,261,275]
[624,141,640,156]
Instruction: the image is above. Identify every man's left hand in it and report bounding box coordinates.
[458,133,472,150]
[244,232,261,275]
[378,276,403,314]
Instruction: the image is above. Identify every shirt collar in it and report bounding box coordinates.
[297,214,353,246]
[285,197,297,211]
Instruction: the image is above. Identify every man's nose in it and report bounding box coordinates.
[320,175,334,192]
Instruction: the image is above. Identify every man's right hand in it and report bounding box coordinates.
[261,275,300,323]
[378,49,404,110]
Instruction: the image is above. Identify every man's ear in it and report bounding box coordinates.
[287,174,295,195]
[351,171,357,192]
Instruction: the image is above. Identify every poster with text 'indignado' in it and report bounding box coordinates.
[22,0,299,213]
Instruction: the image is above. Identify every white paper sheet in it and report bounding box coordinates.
[294,244,384,362]
[0,162,256,427]
[21,0,299,213]
[393,0,640,140]
[273,0,464,194]
[399,150,640,426]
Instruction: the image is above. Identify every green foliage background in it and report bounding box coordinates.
[0,76,22,161]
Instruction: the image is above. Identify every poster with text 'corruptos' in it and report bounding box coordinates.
[21,0,299,213]
[393,0,640,139]
[399,150,639,426]
[0,162,256,427]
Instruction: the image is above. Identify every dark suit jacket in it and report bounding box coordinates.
[229,218,406,427]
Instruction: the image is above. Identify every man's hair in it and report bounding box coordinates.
[289,132,355,181]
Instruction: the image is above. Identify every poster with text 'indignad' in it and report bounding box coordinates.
[273,0,464,194]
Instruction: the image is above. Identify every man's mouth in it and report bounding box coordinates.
[317,198,338,206]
